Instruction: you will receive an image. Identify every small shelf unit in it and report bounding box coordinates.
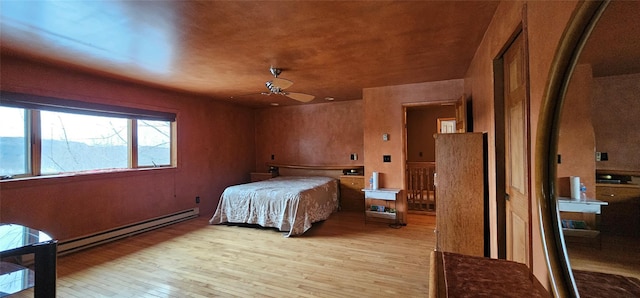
[362,188,401,224]
[558,196,608,248]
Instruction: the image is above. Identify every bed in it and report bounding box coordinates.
[209,175,339,237]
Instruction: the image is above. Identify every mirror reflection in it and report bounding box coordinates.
[556,0,640,288]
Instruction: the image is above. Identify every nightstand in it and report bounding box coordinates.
[363,188,401,224]
[250,172,276,182]
[558,196,608,248]
[339,175,364,211]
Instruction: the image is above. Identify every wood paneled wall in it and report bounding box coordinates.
[363,80,465,224]
[0,56,256,241]
[254,100,364,170]
[406,106,456,162]
[593,73,640,171]
[557,64,596,198]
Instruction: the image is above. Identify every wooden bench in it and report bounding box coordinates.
[429,251,550,297]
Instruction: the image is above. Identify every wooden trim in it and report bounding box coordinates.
[429,251,447,298]
[267,163,363,170]
[30,109,41,176]
[0,91,176,121]
[129,119,138,168]
[522,2,534,273]
[402,100,458,108]
[493,55,507,259]
[171,121,178,167]
[0,167,177,189]
[596,169,640,177]
[268,163,364,180]
[493,15,525,262]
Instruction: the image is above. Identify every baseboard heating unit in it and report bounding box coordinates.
[58,208,199,256]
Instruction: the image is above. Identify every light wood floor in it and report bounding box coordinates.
[11,211,436,297]
[567,234,640,280]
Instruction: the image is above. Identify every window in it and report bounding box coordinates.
[40,111,129,174]
[0,106,29,176]
[137,120,171,167]
[0,92,176,178]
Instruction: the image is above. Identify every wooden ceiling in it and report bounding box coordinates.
[0,1,500,107]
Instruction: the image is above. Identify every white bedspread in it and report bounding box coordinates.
[209,176,338,237]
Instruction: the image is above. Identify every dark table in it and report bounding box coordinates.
[0,224,57,297]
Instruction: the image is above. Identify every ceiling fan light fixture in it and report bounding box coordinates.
[261,67,315,103]
[269,67,282,78]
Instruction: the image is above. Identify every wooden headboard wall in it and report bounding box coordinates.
[267,163,364,180]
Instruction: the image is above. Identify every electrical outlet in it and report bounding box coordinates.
[557,154,561,164]
[271,154,275,160]
[383,155,391,162]
[601,152,608,161]
[195,196,200,204]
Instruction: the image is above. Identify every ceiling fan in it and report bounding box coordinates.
[261,67,315,103]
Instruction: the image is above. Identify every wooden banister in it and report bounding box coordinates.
[406,162,436,212]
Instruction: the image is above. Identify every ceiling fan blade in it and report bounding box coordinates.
[271,77,293,90]
[230,92,264,99]
[286,92,315,103]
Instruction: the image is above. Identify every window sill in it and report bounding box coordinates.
[0,167,177,190]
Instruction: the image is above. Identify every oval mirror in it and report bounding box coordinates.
[538,0,640,296]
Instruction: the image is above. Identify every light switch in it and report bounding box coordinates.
[382,133,389,141]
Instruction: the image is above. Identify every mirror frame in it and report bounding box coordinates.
[536,0,609,297]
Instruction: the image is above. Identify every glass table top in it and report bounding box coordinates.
[0,224,54,297]
[0,224,52,253]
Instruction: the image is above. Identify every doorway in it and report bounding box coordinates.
[403,103,456,214]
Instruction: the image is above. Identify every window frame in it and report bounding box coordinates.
[134,119,174,169]
[1,92,176,179]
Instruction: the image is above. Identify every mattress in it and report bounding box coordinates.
[209,176,338,236]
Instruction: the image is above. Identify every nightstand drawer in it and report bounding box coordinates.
[340,175,364,211]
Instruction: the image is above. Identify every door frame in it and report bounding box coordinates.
[402,100,458,215]
[493,4,531,262]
